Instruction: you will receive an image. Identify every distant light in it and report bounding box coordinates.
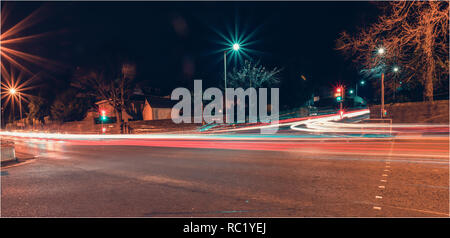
[232,43,240,51]
[377,47,385,55]
[349,90,354,94]
[360,80,365,85]
[393,66,399,72]
[102,127,106,133]
[9,88,16,94]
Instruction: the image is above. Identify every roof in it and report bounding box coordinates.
[145,95,177,109]
[95,99,112,105]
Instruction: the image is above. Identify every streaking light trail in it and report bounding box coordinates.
[1,109,448,141]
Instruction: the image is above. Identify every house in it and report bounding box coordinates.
[142,96,179,121]
[91,94,179,123]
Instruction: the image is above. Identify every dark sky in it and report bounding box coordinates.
[3,1,381,107]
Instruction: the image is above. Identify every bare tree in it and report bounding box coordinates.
[226,59,282,89]
[71,60,136,133]
[336,0,449,101]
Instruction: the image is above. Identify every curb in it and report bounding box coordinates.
[1,151,36,167]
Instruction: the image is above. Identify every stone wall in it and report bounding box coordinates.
[369,100,449,123]
[129,119,201,133]
[6,118,200,134]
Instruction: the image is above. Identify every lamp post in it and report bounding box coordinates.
[8,88,22,127]
[381,72,385,118]
[377,47,386,118]
[224,43,241,90]
[18,92,22,123]
[356,80,365,97]
[392,66,400,102]
[223,43,241,121]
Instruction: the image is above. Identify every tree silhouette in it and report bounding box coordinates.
[336,0,449,101]
[226,60,282,89]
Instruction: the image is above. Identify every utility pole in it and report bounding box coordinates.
[224,50,227,91]
[224,50,228,121]
[18,92,22,129]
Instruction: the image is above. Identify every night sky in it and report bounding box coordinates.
[3,1,381,108]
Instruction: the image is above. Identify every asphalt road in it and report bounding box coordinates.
[1,136,449,217]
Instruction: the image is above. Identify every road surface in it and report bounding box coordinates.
[1,134,448,217]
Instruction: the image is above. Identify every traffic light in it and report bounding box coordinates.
[96,109,116,124]
[100,110,108,121]
[334,87,344,102]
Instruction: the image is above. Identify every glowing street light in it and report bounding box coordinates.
[376,46,386,117]
[393,66,400,102]
[356,80,366,97]
[222,42,244,121]
[232,43,240,51]
[7,87,23,125]
[224,43,242,90]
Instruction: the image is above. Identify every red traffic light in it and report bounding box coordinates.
[334,86,344,102]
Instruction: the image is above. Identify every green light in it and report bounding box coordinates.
[349,90,354,94]
[101,115,107,121]
[336,96,342,102]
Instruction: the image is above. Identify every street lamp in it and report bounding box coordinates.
[356,80,365,97]
[377,46,386,118]
[232,43,240,51]
[224,43,241,90]
[8,87,22,127]
[392,66,400,102]
[223,43,241,121]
